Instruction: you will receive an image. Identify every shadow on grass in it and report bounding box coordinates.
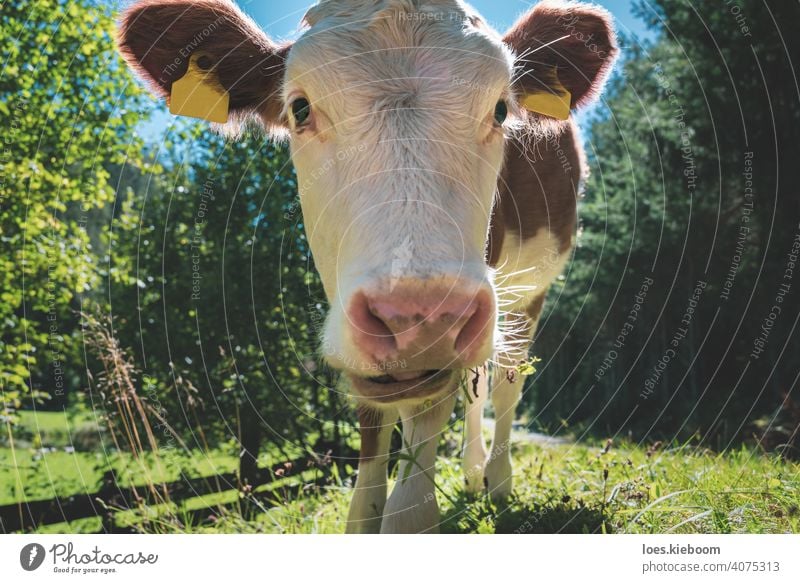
[440,492,610,534]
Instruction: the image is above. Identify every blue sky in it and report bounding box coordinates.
[238,0,650,42]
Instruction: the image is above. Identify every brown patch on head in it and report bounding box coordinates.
[117,0,291,131]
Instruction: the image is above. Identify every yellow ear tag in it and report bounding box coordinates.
[521,70,572,121]
[169,52,230,123]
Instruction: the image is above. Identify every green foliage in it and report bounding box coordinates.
[527,1,800,441]
[0,0,151,421]
[106,125,348,453]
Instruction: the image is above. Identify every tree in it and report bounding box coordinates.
[0,0,151,421]
[526,0,800,443]
[108,125,350,480]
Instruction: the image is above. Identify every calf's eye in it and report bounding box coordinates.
[291,98,311,125]
[494,100,508,125]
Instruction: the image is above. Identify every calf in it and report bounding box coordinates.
[118,0,617,533]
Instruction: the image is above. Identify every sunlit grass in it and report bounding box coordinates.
[438,440,800,534]
[3,415,798,533]
[122,438,799,534]
[0,446,242,506]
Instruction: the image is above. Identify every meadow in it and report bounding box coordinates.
[2,410,797,534]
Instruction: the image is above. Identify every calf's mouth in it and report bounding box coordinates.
[347,369,457,404]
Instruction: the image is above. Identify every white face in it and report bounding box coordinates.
[283,0,515,403]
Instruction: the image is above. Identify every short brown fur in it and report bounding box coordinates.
[117,0,289,129]
[487,123,584,268]
[356,405,385,462]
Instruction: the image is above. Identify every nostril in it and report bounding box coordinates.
[349,292,398,358]
[454,291,493,356]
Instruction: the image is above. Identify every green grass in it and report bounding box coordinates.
[2,409,100,449]
[109,437,800,534]
[1,411,307,509]
[16,409,91,436]
[2,413,798,534]
[437,440,800,534]
[0,445,242,506]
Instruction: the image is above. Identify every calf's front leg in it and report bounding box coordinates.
[346,405,397,533]
[485,297,543,499]
[380,392,456,533]
[462,366,489,494]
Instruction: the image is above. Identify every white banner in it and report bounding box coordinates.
[1,534,798,582]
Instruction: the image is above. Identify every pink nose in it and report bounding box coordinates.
[348,282,494,368]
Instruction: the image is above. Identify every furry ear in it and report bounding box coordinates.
[117,0,290,132]
[504,0,618,112]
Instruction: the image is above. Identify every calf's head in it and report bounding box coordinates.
[118,0,616,404]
